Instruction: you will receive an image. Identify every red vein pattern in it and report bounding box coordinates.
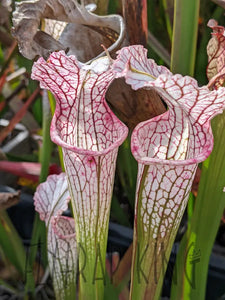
[32,52,128,289]
[113,45,225,299]
[34,173,77,299]
[207,19,225,89]
[113,45,172,89]
[34,173,70,227]
[48,216,77,300]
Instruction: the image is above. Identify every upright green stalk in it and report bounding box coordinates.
[0,210,27,277]
[25,91,52,295]
[47,91,64,171]
[162,0,173,40]
[171,0,200,76]
[117,136,137,210]
[95,0,109,14]
[39,91,53,183]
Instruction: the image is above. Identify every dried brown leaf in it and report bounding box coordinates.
[0,191,20,210]
[12,0,125,62]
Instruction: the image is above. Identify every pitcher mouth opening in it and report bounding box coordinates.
[131,121,213,167]
[50,110,129,157]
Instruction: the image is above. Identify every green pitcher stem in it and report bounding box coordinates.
[130,195,177,300]
[131,235,176,300]
[171,0,200,76]
[78,230,108,300]
[129,159,197,300]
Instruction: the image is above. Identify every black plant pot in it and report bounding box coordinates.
[161,242,225,300]
[106,223,225,300]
